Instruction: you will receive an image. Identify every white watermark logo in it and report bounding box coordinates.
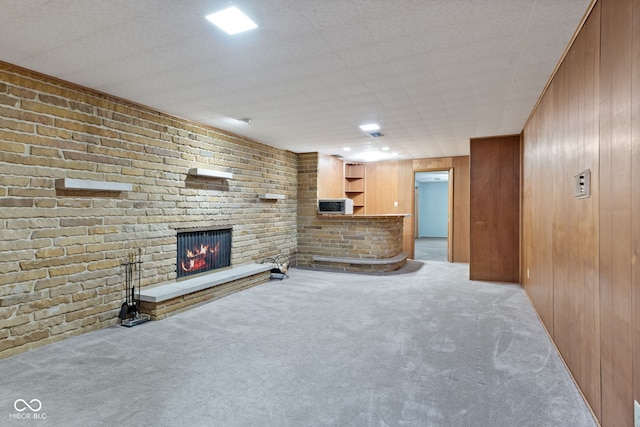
[9,399,46,420]
[14,399,41,412]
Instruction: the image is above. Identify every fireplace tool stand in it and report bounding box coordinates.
[261,254,290,280]
[119,248,150,327]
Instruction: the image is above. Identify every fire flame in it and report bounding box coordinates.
[180,241,221,272]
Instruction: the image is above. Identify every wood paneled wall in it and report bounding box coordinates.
[364,160,416,257]
[363,156,470,262]
[365,161,401,214]
[522,0,640,425]
[317,153,344,198]
[632,0,640,422]
[523,3,601,419]
[451,156,470,264]
[469,135,520,282]
[397,160,415,258]
[599,0,636,424]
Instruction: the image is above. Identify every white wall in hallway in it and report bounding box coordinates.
[418,181,448,237]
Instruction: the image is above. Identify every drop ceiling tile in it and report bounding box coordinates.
[318,24,376,51]
[295,1,363,29]
[352,62,405,82]
[0,0,49,23]
[297,53,349,76]
[427,47,472,70]
[531,0,591,27]
[337,44,392,68]
[473,0,533,36]
[394,76,436,95]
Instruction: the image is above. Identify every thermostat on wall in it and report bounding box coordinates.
[574,169,590,198]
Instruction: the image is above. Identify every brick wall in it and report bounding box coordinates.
[302,215,403,258]
[296,152,319,267]
[0,63,298,359]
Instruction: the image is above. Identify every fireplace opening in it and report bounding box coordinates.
[177,227,231,279]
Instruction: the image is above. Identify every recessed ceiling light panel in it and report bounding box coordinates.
[359,123,380,132]
[206,7,257,35]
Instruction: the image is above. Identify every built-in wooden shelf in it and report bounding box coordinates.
[345,163,365,214]
[55,178,132,192]
[258,193,285,200]
[349,192,365,207]
[344,163,365,178]
[188,168,233,179]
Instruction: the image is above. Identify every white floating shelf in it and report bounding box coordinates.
[258,193,286,200]
[188,168,233,179]
[55,178,132,192]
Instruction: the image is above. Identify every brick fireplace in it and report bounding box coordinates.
[139,225,271,320]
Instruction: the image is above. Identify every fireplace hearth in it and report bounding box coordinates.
[177,227,231,279]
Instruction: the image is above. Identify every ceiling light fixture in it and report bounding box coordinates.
[206,7,257,35]
[359,123,380,132]
[382,146,390,151]
[350,149,399,162]
[343,147,351,151]
[358,150,386,162]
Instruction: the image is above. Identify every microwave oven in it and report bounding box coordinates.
[317,198,354,215]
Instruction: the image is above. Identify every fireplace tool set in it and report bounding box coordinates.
[118,248,150,327]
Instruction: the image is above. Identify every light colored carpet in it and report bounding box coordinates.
[0,261,596,426]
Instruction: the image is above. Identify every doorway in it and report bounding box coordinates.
[414,170,451,262]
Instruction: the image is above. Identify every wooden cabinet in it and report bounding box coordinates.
[344,163,365,214]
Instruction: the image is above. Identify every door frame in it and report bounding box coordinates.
[413,168,454,262]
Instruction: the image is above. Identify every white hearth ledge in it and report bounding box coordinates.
[138,263,270,303]
[55,178,132,192]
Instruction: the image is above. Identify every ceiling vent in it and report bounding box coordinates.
[369,131,384,138]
